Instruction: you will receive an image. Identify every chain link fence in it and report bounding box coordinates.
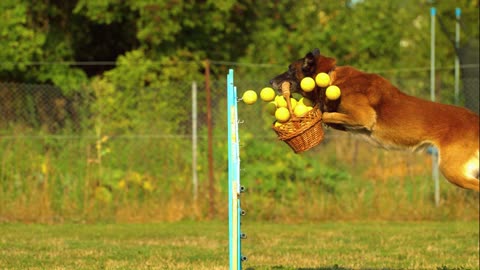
[0,64,478,222]
[3,66,476,134]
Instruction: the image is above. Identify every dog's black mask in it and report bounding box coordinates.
[269,48,320,94]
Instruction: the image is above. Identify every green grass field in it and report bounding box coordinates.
[0,221,478,269]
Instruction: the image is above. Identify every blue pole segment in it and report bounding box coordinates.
[233,85,242,270]
[227,69,235,270]
[227,69,242,270]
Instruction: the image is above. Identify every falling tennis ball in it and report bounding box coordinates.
[242,90,257,104]
[294,104,308,117]
[315,72,330,87]
[275,95,287,108]
[299,97,313,107]
[275,107,290,123]
[260,87,276,102]
[300,77,316,92]
[265,101,277,116]
[326,85,341,100]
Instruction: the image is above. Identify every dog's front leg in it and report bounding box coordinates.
[322,112,370,130]
[322,106,376,131]
[321,93,377,130]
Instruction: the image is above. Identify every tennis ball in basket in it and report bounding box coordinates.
[315,72,330,87]
[275,107,290,123]
[275,95,287,108]
[242,90,257,104]
[294,104,308,117]
[260,87,275,102]
[325,85,341,100]
[300,77,316,92]
[299,97,313,107]
[265,101,277,116]
[274,121,283,127]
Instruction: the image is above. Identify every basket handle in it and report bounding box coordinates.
[281,81,293,114]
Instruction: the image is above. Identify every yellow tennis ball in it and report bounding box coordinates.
[300,77,315,92]
[242,90,257,104]
[315,72,330,87]
[293,104,308,117]
[275,107,290,123]
[260,87,276,102]
[326,85,341,100]
[275,95,287,108]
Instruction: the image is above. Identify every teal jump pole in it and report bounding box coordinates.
[454,7,461,105]
[227,69,244,270]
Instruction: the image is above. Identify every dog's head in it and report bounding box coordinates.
[269,48,336,98]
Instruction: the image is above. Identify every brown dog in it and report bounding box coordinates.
[270,49,479,191]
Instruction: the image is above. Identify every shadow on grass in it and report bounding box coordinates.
[245,265,468,270]
[245,265,353,270]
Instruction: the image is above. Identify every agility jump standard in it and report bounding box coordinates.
[227,69,246,270]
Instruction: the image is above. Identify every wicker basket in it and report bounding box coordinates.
[272,105,324,153]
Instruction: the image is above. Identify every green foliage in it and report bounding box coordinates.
[0,1,45,72]
[37,65,88,95]
[90,48,203,134]
[1,0,478,100]
[239,136,351,196]
[74,0,126,24]
[0,0,479,223]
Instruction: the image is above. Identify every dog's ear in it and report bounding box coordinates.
[302,52,316,75]
[312,48,320,56]
[317,55,337,73]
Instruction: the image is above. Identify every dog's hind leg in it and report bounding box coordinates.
[439,150,480,191]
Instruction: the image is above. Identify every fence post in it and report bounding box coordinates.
[192,81,198,202]
[205,59,215,217]
[430,7,440,207]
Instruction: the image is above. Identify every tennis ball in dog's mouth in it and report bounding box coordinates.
[275,107,290,123]
[326,85,341,100]
[300,77,316,92]
[242,90,257,104]
[260,87,275,102]
[315,72,330,87]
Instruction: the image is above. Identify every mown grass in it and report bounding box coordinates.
[0,221,478,269]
